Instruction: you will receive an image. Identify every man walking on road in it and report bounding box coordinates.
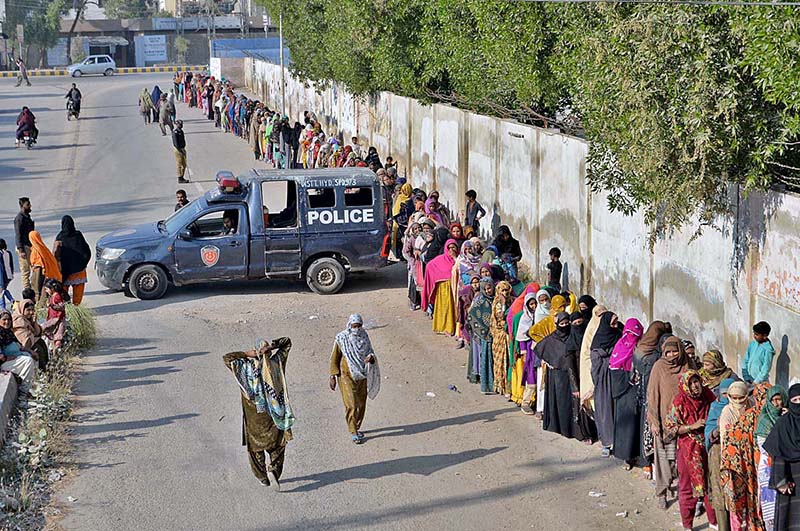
[15,58,31,87]
[159,94,174,136]
[223,338,295,492]
[14,197,35,289]
[172,120,189,184]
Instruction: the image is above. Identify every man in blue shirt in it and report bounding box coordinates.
[741,321,775,383]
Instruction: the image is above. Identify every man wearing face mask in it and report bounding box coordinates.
[329,314,380,444]
[535,312,579,439]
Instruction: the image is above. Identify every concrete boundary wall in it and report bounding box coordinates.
[244,58,800,383]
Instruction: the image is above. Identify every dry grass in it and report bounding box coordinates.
[0,304,95,529]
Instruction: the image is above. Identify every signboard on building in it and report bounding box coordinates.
[142,35,167,62]
[210,57,221,79]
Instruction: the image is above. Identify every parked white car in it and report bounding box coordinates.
[68,55,116,77]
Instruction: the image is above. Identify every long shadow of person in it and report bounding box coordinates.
[362,408,513,441]
[776,334,791,388]
[283,446,506,493]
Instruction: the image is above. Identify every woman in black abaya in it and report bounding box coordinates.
[536,312,578,439]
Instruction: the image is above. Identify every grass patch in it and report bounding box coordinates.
[0,304,96,530]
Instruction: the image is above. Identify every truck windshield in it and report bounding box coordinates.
[163,201,201,234]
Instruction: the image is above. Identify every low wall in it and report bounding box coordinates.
[244,58,800,384]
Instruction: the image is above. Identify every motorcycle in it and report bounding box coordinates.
[22,131,34,150]
[67,99,80,121]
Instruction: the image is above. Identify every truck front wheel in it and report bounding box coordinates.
[128,264,169,300]
[306,257,345,295]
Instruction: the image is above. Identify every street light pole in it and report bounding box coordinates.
[279,7,285,116]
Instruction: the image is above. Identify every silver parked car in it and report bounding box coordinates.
[68,55,116,77]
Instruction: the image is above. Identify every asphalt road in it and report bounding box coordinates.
[1,75,694,531]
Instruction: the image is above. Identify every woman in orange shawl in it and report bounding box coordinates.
[29,230,61,304]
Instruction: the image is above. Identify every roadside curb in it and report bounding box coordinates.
[0,373,18,447]
[0,65,207,78]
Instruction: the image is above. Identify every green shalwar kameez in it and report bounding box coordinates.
[223,338,294,483]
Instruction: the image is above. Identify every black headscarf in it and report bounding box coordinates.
[565,311,588,352]
[151,86,162,109]
[764,383,800,462]
[424,227,450,262]
[578,294,597,320]
[491,225,522,259]
[56,215,92,278]
[0,310,19,348]
[590,312,623,351]
[535,312,572,370]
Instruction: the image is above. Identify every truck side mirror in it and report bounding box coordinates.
[178,229,193,241]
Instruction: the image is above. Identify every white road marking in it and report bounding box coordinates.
[188,167,204,194]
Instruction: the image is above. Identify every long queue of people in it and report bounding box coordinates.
[168,77,800,530]
[398,196,796,531]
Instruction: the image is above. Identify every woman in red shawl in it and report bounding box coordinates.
[720,382,772,531]
[664,370,718,531]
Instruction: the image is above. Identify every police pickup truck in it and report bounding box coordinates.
[95,168,388,299]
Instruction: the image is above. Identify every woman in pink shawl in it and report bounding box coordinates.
[422,239,459,335]
[609,317,644,468]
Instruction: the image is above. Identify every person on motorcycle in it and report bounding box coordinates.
[15,107,37,147]
[65,83,82,115]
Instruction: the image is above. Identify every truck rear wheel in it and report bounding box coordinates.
[306,257,345,295]
[128,264,168,300]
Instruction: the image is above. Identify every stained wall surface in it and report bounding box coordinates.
[245,59,800,382]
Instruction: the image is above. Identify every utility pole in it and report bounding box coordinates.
[279,6,285,116]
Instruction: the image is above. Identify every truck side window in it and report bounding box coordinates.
[307,187,335,209]
[189,210,238,238]
[344,187,373,207]
[262,180,297,229]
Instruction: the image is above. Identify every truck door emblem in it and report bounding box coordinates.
[201,245,220,267]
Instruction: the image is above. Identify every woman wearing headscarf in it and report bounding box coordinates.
[13,299,47,371]
[424,198,445,226]
[757,384,787,531]
[223,337,295,491]
[535,312,579,438]
[53,215,91,305]
[720,382,771,531]
[0,310,36,406]
[699,350,738,398]
[511,292,538,411]
[764,383,800,531]
[705,377,737,531]
[578,304,607,402]
[577,294,597,320]
[634,321,673,474]
[329,314,379,444]
[609,317,644,467]
[490,280,513,396]
[534,289,552,324]
[590,312,623,457]
[452,240,482,300]
[663,370,718,531]
[423,227,449,265]
[402,222,423,311]
[719,381,755,531]
[647,335,691,510]
[449,223,465,247]
[423,239,459,334]
[459,274,481,384]
[138,88,154,124]
[527,294,568,416]
[392,183,414,258]
[151,85,162,123]
[491,225,522,279]
[29,230,61,305]
[468,279,495,394]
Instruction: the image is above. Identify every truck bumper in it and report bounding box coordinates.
[95,259,130,291]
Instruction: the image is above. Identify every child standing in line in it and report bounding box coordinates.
[43,279,69,354]
[463,189,487,234]
[546,247,563,292]
[741,321,775,384]
[0,239,14,311]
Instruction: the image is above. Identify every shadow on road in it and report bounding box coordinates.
[362,408,514,441]
[282,447,506,493]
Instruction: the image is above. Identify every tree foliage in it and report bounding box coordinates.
[256,0,800,239]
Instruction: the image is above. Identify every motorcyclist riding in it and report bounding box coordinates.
[66,83,82,115]
[15,106,37,147]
